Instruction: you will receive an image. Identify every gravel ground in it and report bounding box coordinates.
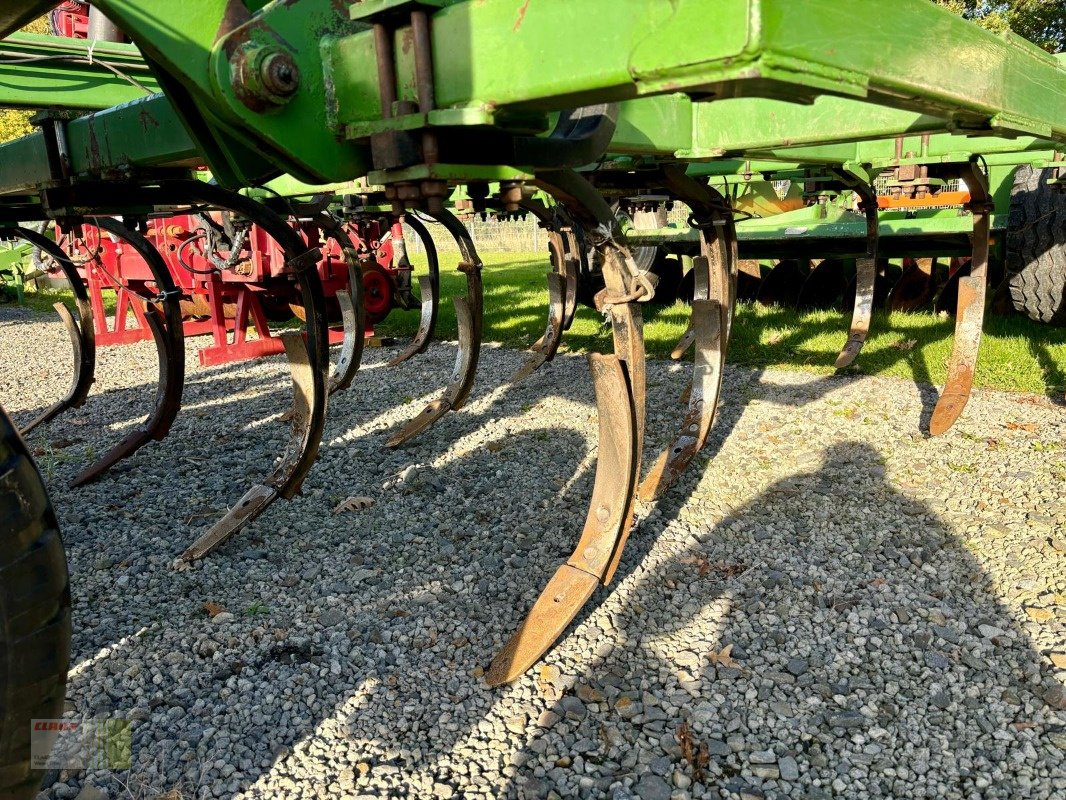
[1,304,1065,800]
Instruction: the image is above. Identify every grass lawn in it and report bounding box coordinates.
[377,252,1066,399]
[12,251,1066,398]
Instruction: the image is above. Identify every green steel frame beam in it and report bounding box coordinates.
[0,32,160,110]
[44,0,1064,189]
[0,95,199,197]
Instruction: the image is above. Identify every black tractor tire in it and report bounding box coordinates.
[1005,166,1066,325]
[0,406,71,800]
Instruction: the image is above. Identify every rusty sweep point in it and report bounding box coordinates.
[485,565,599,686]
[929,391,969,436]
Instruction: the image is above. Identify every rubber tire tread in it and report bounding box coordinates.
[1005,166,1066,325]
[0,406,71,800]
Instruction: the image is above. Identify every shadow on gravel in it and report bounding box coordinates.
[503,441,1066,799]
[16,324,1063,799]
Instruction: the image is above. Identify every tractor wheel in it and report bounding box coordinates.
[0,406,71,800]
[1005,166,1066,325]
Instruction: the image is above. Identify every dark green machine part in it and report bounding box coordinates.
[0,0,1065,688]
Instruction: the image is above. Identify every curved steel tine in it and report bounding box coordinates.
[835,194,880,369]
[487,169,645,685]
[182,331,316,559]
[387,261,483,445]
[486,353,638,685]
[387,214,440,366]
[519,199,563,355]
[670,256,710,360]
[513,271,565,383]
[142,180,327,560]
[14,226,95,434]
[639,168,737,502]
[387,274,437,367]
[930,162,992,436]
[316,213,364,394]
[386,294,474,447]
[69,217,184,487]
[329,291,360,395]
[386,209,483,447]
[69,304,176,487]
[640,299,723,502]
[529,232,564,352]
[560,228,581,331]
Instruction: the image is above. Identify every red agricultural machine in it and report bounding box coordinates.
[39,4,425,367]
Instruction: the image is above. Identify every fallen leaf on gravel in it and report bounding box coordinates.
[677,720,709,782]
[891,338,917,351]
[711,561,747,578]
[333,496,375,514]
[680,554,711,576]
[202,601,224,618]
[486,441,506,453]
[1011,721,1036,731]
[1012,395,1050,407]
[1005,421,1038,432]
[707,644,739,668]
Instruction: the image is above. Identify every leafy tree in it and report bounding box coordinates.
[933,0,1065,53]
[0,16,49,143]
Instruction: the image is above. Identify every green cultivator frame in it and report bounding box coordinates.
[1,0,1064,704]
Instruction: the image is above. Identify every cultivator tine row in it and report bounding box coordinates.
[155,182,328,559]
[835,183,880,369]
[488,169,646,685]
[12,227,95,435]
[929,161,992,436]
[386,215,439,367]
[387,209,483,448]
[69,217,185,487]
[315,213,365,395]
